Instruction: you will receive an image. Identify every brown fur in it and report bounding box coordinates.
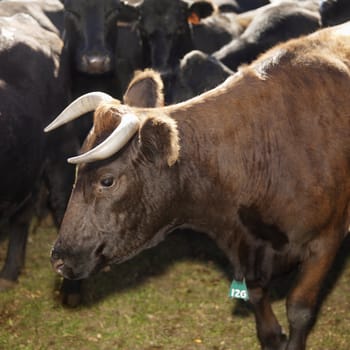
[139,114,180,166]
[53,23,350,350]
[123,69,164,108]
[81,102,122,153]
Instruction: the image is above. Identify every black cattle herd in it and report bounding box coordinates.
[0,0,349,339]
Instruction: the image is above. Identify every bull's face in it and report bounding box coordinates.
[63,0,139,75]
[51,142,150,280]
[46,93,180,280]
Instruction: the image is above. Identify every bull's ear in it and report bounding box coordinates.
[188,0,215,25]
[138,116,180,167]
[123,69,164,108]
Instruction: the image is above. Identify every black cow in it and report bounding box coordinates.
[191,11,244,54]
[114,21,144,96]
[320,0,350,27]
[0,13,75,290]
[135,0,215,73]
[213,1,321,71]
[64,0,119,76]
[168,50,234,103]
[62,0,141,95]
[133,0,244,103]
[62,0,143,146]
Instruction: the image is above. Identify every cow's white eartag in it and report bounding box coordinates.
[229,279,249,301]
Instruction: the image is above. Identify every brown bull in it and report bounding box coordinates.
[45,22,350,350]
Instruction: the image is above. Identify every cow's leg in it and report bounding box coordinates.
[0,210,31,290]
[285,233,341,350]
[249,286,287,350]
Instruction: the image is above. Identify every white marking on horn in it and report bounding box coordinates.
[44,92,114,132]
[67,113,140,164]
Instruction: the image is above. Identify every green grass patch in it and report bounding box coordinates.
[0,222,350,349]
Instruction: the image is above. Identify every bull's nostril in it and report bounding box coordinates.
[52,258,65,273]
[80,54,112,74]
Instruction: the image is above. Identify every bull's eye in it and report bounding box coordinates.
[100,176,115,188]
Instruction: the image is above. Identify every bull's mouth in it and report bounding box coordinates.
[52,258,65,276]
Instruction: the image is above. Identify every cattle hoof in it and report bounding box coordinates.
[0,278,17,291]
[262,333,288,350]
[276,334,288,350]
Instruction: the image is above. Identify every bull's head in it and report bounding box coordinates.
[63,0,141,75]
[45,71,180,280]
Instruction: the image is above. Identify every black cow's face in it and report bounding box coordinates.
[63,0,122,75]
[138,0,213,72]
[138,0,189,72]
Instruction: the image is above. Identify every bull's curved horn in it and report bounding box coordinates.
[44,92,114,132]
[68,113,140,164]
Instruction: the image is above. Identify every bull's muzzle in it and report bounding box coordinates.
[79,53,112,74]
[50,242,108,280]
[51,245,67,275]
[50,246,76,279]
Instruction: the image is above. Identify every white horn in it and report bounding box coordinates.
[44,92,114,132]
[68,113,140,164]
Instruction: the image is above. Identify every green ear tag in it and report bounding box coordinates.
[229,279,249,301]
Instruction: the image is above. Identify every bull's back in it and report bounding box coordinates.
[242,22,350,238]
[169,22,350,240]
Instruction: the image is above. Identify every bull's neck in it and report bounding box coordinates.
[164,68,277,243]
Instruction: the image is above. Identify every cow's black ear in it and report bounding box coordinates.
[138,116,179,167]
[188,1,214,24]
[123,69,164,108]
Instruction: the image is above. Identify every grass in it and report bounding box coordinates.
[0,220,350,350]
